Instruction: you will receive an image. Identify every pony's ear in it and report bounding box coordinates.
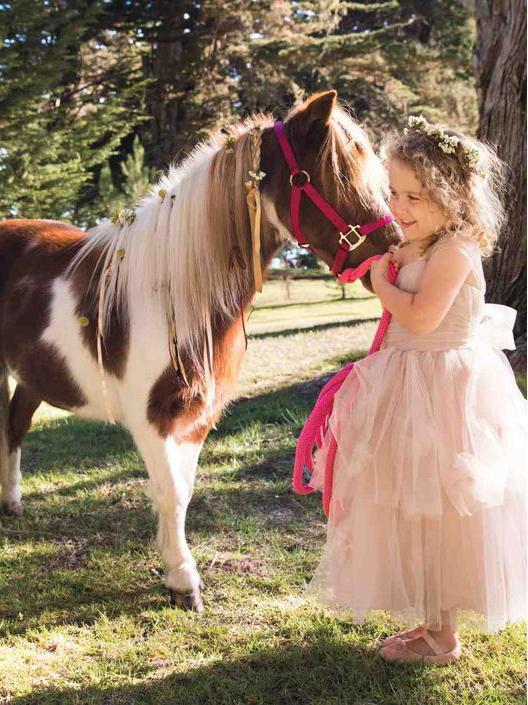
[286,90,337,138]
[303,90,337,125]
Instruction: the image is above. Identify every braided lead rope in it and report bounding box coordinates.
[96,247,125,425]
[244,126,265,293]
[164,282,190,386]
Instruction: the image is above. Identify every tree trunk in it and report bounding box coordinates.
[474,0,527,370]
[143,0,196,170]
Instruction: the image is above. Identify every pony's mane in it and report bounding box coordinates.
[69,112,276,401]
[69,102,386,403]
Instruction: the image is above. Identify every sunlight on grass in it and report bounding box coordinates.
[0,276,525,705]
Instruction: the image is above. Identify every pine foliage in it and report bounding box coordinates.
[0,1,477,224]
[0,2,145,222]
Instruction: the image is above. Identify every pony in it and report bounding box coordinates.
[0,90,400,611]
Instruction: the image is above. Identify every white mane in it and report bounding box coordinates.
[69,117,273,399]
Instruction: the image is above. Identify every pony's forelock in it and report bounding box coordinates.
[318,107,389,213]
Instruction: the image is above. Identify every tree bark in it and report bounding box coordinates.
[143,0,196,170]
[474,0,527,370]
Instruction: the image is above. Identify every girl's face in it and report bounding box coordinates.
[388,158,447,243]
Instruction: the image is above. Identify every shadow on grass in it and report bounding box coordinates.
[212,348,364,438]
[254,293,375,312]
[22,416,135,474]
[8,632,478,705]
[248,316,379,340]
[0,364,359,634]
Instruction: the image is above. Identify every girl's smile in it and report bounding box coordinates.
[398,218,417,229]
[388,158,447,241]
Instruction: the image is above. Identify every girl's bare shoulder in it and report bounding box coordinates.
[428,233,481,261]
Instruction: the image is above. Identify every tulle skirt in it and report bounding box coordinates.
[306,342,527,632]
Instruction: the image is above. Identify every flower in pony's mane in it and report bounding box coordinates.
[224,135,236,151]
[248,169,266,182]
[111,206,136,226]
[405,115,485,177]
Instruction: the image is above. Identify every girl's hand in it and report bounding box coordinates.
[370,252,398,295]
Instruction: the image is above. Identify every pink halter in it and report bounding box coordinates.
[273,121,394,275]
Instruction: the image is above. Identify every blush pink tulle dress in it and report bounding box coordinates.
[306,237,526,632]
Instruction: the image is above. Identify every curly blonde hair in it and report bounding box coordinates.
[382,123,507,258]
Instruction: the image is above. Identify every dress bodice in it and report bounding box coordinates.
[382,239,501,352]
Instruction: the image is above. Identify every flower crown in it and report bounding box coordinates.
[404,115,484,177]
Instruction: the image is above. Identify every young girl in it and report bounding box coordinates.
[306,115,527,664]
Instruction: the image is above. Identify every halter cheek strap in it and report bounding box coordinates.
[273,121,394,275]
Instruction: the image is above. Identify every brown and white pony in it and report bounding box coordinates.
[0,91,399,610]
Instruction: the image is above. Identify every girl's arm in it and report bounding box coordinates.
[370,241,473,336]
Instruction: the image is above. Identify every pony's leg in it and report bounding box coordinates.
[0,385,41,515]
[130,422,208,611]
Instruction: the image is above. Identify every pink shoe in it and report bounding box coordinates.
[379,631,461,665]
[380,625,427,648]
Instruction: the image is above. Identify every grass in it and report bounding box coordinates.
[0,278,525,705]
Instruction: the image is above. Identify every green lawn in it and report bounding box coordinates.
[0,278,525,705]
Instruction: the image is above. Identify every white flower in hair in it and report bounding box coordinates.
[465,145,480,170]
[111,206,136,226]
[406,115,483,176]
[438,135,460,154]
[408,115,428,132]
[248,169,266,182]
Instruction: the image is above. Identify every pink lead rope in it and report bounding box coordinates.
[293,256,399,517]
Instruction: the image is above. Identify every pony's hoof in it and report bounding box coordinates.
[0,500,22,516]
[168,588,204,612]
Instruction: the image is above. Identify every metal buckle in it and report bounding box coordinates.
[289,170,311,188]
[339,224,366,251]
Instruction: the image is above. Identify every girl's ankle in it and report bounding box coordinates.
[426,628,459,651]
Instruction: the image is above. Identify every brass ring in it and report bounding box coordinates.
[289,170,311,188]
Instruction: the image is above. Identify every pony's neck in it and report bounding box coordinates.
[237,228,285,312]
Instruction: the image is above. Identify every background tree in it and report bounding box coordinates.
[0,1,145,223]
[474,0,526,369]
[94,134,156,222]
[0,1,478,226]
[246,0,477,137]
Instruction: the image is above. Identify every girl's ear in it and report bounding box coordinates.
[286,91,337,142]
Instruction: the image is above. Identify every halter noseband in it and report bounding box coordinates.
[273,121,394,276]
